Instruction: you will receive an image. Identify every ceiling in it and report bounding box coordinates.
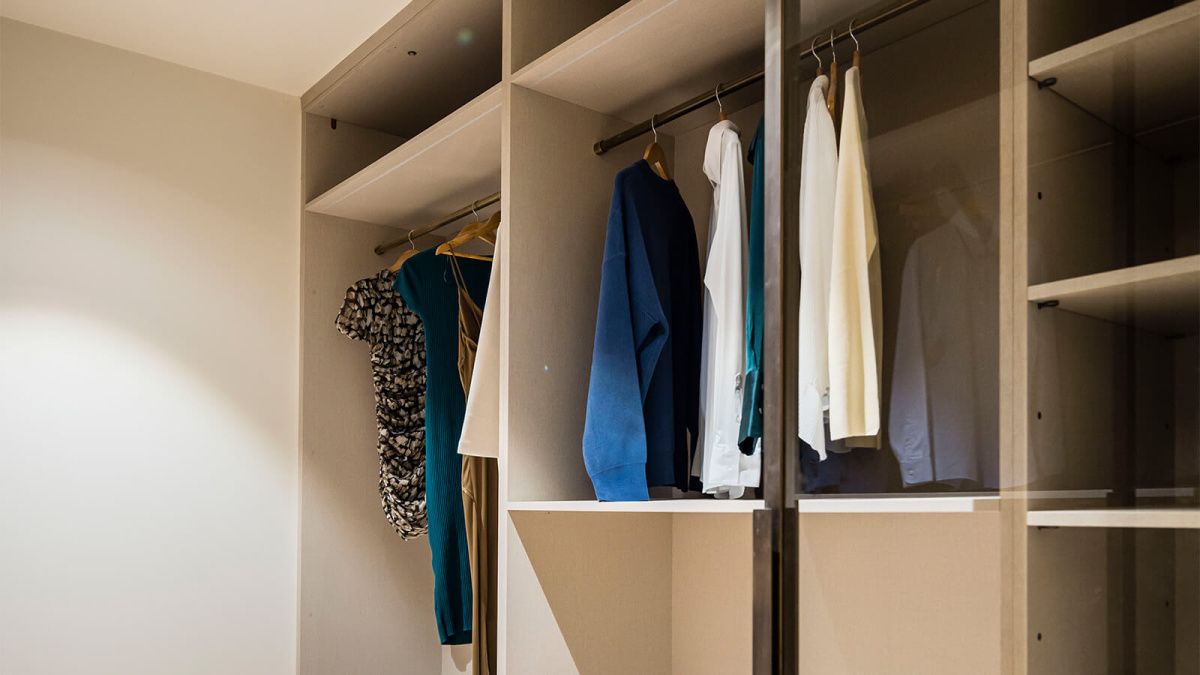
[0,0,413,95]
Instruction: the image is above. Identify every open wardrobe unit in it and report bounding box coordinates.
[296,0,1198,672]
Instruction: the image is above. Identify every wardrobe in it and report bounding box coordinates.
[297,0,1199,673]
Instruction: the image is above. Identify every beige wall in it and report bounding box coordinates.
[0,19,301,675]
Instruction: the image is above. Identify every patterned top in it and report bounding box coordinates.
[336,269,428,540]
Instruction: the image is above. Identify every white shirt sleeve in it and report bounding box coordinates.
[828,66,883,442]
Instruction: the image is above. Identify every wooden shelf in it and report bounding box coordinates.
[796,495,1000,514]
[512,0,763,126]
[1027,255,1200,335]
[507,499,764,514]
[305,85,501,228]
[507,495,1001,515]
[1028,508,1200,529]
[301,0,501,139]
[1028,2,1199,138]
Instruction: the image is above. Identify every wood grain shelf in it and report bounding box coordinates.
[305,84,501,228]
[796,495,1000,514]
[1028,508,1200,529]
[1028,2,1199,141]
[1027,255,1200,335]
[507,499,764,514]
[512,0,763,126]
[507,495,1001,515]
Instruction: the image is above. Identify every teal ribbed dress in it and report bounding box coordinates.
[395,248,491,645]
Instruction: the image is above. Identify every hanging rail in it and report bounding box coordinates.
[592,0,934,155]
[374,191,501,255]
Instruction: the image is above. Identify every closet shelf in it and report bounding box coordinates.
[1028,2,1199,140]
[1028,508,1200,529]
[506,499,765,514]
[795,495,1000,514]
[512,0,763,128]
[305,84,501,228]
[1027,255,1200,335]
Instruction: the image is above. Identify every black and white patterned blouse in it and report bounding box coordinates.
[336,269,428,540]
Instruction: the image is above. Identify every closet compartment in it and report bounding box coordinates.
[1027,0,1200,285]
[502,0,765,507]
[786,0,1005,504]
[503,510,753,673]
[1027,527,1200,673]
[302,0,503,213]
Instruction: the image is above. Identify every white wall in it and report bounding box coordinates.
[0,19,301,675]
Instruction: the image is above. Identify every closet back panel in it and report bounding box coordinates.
[797,513,1003,674]
[298,211,443,675]
[508,0,628,74]
[302,113,404,203]
[504,85,662,502]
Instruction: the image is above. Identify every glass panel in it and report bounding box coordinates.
[1025,2,1199,671]
[786,0,1003,499]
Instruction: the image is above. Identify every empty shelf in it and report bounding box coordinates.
[796,495,1000,514]
[306,84,501,228]
[1027,256,1200,335]
[1028,2,1200,136]
[1028,508,1200,529]
[512,0,763,125]
[507,499,764,514]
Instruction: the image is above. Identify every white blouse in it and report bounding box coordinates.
[697,120,759,497]
[796,75,839,459]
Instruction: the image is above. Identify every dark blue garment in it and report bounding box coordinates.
[394,248,490,645]
[739,117,765,453]
[583,160,702,501]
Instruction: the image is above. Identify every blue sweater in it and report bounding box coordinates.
[583,160,702,501]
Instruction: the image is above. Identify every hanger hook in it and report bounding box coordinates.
[471,203,480,220]
[651,114,658,143]
[849,19,860,52]
[830,29,837,64]
[811,36,822,70]
[406,228,417,251]
[714,85,724,113]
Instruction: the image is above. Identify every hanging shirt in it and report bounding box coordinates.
[335,269,429,539]
[458,230,503,460]
[796,75,840,459]
[889,206,998,487]
[697,120,759,498]
[395,248,491,646]
[828,66,883,445]
[583,160,702,501]
[738,117,765,452]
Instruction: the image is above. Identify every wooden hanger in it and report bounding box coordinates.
[436,210,500,261]
[715,85,727,122]
[644,114,671,180]
[388,229,422,272]
[826,29,838,115]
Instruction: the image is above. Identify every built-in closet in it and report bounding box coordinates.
[295,0,1198,672]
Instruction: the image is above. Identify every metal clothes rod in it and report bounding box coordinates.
[374,191,501,256]
[593,0,934,155]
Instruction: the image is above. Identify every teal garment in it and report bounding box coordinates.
[394,248,491,645]
[739,117,765,450]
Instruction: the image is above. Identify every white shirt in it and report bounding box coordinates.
[889,204,998,486]
[457,228,502,459]
[828,66,883,443]
[796,75,839,459]
[697,120,759,497]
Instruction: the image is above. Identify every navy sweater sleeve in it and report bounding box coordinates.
[583,174,668,501]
